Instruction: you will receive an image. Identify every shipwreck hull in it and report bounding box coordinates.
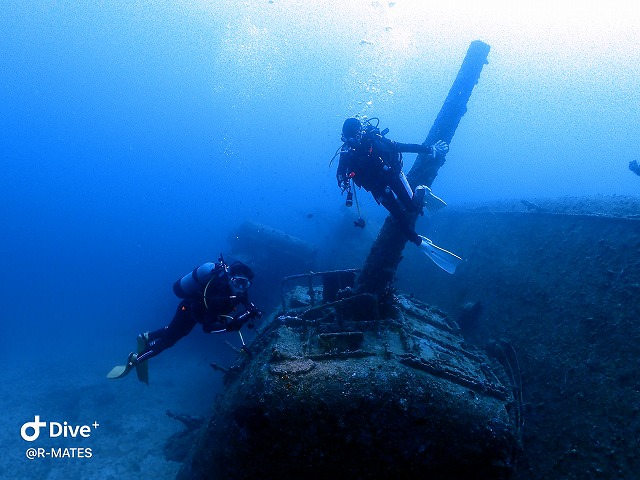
[181,283,518,479]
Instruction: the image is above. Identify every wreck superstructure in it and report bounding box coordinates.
[180,272,520,479]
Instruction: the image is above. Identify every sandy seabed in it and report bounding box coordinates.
[1,337,225,480]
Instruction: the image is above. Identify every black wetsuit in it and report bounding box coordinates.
[336,133,432,245]
[136,279,249,363]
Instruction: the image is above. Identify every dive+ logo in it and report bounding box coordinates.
[20,416,99,442]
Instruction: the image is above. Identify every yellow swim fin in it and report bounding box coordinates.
[106,353,136,379]
[418,235,463,274]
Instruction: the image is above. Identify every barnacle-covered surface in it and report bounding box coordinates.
[179,282,518,480]
[397,195,640,480]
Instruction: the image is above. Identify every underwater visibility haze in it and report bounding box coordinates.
[1,1,639,478]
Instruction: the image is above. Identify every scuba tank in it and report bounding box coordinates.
[173,262,224,298]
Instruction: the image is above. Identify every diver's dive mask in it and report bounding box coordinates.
[341,117,363,147]
[230,276,252,291]
[341,131,362,147]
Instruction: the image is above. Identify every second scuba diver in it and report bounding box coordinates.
[107,256,261,383]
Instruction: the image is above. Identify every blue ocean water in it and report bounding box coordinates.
[1,1,638,478]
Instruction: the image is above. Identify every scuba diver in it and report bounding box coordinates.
[107,256,262,383]
[334,117,462,274]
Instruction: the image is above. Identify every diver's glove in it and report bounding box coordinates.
[225,302,263,332]
[431,140,449,158]
[224,318,244,332]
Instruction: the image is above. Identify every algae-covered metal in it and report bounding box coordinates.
[180,273,518,479]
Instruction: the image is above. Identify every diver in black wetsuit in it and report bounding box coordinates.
[334,117,462,274]
[335,117,449,245]
[107,257,261,381]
